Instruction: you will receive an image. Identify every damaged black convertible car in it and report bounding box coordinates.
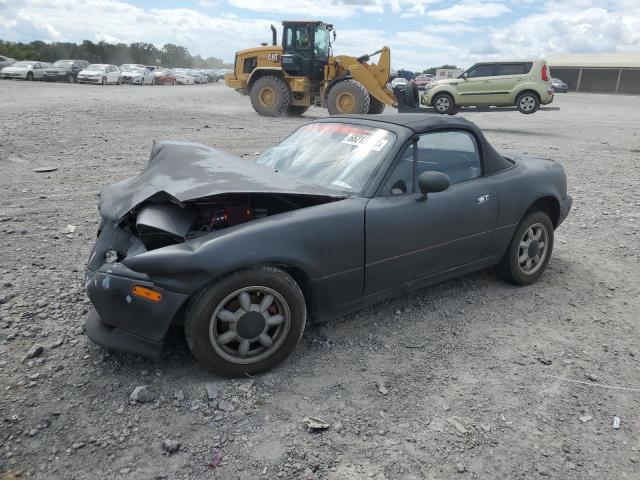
[86,114,572,376]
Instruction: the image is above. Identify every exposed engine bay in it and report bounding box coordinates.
[121,192,338,251]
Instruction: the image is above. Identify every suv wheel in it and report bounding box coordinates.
[185,267,307,376]
[516,92,539,114]
[432,93,455,114]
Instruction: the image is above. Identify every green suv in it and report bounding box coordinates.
[421,60,554,114]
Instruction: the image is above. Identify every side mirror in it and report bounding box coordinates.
[418,171,450,198]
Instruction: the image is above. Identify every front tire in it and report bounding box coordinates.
[185,267,306,377]
[432,93,455,114]
[249,76,291,117]
[367,97,386,114]
[101,76,107,85]
[326,79,371,115]
[26,72,34,81]
[516,92,539,114]
[497,211,554,285]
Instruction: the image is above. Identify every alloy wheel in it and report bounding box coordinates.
[209,286,291,364]
[435,96,450,113]
[519,95,536,112]
[518,222,549,275]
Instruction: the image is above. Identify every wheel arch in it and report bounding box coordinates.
[248,68,285,90]
[524,196,560,228]
[180,261,315,322]
[514,89,541,105]
[430,89,455,106]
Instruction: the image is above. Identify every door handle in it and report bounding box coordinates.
[476,194,491,204]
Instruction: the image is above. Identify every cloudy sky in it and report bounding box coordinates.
[0,0,638,70]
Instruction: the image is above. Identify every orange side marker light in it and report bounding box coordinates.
[132,286,162,302]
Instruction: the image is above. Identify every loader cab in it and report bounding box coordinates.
[281,21,333,84]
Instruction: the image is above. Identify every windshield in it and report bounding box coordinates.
[86,64,106,71]
[12,61,33,67]
[53,61,74,67]
[256,123,396,194]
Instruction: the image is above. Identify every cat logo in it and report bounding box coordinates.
[266,53,280,63]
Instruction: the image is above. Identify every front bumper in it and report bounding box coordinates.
[87,308,164,358]
[558,194,572,226]
[44,72,70,81]
[2,72,26,79]
[85,264,189,357]
[78,77,100,83]
[84,220,190,358]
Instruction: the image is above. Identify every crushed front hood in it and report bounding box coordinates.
[99,141,345,222]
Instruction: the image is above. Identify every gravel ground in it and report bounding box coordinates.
[0,81,639,480]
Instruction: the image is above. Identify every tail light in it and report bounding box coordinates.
[541,64,549,82]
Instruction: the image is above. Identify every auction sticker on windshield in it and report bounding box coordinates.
[342,132,389,151]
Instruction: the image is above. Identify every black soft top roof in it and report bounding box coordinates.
[325,113,514,175]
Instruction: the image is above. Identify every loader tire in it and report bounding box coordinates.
[250,76,291,117]
[286,105,309,116]
[367,97,385,114]
[327,80,370,115]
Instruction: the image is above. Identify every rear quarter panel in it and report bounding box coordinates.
[486,156,567,258]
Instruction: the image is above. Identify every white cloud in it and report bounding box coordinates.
[0,0,274,60]
[426,1,510,22]
[489,5,640,59]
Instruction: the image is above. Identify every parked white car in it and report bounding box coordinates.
[390,77,408,88]
[171,69,195,85]
[77,64,122,85]
[121,66,154,85]
[1,61,50,80]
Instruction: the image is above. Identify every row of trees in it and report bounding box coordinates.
[0,40,232,69]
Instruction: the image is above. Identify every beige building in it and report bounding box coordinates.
[547,52,640,94]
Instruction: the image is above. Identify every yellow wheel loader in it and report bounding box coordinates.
[225,21,409,116]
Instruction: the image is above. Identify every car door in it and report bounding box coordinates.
[110,66,120,83]
[364,130,498,296]
[491,62,532,104]
[456,63,496,105]
[33,63,44,79]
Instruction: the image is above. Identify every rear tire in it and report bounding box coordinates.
[496,211,554,286]
[403,80,420,109]
[286,105,309,116]
[432,93,455,114]
[326,79,370,115]
[367,97,386,114]
[516,92,539,114]
[250,76,291,117]
[185,267,306,377]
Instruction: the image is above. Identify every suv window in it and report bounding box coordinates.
[496,63,532,76]
[466,64,495,78]
[383,131,481,195]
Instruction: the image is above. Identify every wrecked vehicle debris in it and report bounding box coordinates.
[85,114,571,377]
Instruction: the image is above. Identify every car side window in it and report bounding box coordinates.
[496,63,532,76]
[382,131,481,196]
[382,145,414,196]
[416,131,480,184]
[466,64,496,78]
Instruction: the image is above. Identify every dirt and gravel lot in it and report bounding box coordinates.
[0,81,639,480]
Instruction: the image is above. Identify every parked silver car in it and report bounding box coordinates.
[1,60,50,80]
